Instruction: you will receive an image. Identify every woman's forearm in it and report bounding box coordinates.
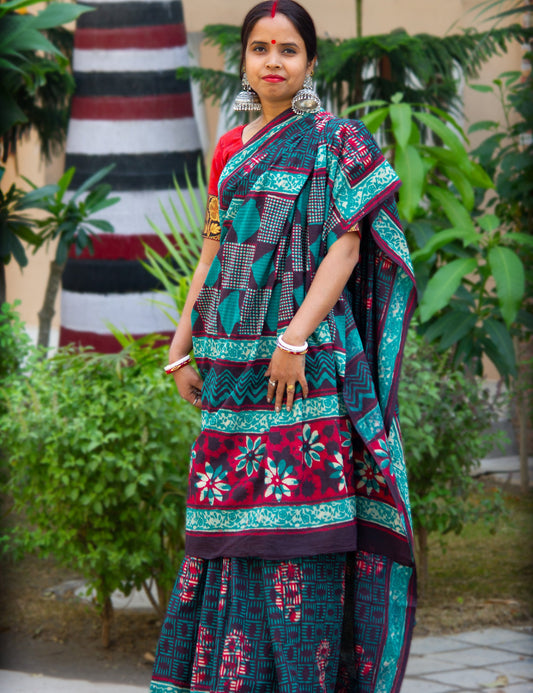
[283,232,360,346]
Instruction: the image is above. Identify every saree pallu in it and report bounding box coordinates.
[151,109,417,692]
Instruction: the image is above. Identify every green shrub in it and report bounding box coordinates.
[0,301,32,383]
[0,336,200,644]
[399,328,506,590]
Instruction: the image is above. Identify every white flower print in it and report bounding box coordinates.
[328,451,347,492]
[341,428,353,457]
[264,458,298,502]
[355,452,386,496]
[235,436,265,476]
[196,462,231,505]
[298,424,326,468]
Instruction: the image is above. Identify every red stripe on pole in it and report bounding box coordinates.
[68,234,175,261]
[59,328,174,353]
[70,94,194,120]
[75,25,186,50]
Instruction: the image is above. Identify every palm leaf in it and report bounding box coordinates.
[143,167,207,314]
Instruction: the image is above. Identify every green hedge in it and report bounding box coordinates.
[0,333,200,622]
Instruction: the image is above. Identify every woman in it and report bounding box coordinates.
[151,1,417,691]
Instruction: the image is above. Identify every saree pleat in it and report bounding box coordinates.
[151,555,346,692]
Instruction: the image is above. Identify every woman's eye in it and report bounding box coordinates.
[283,48,296,54]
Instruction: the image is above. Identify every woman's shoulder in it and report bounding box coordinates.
[314,111,385,171]
[208,125,245,196]
[217,124,245,152]
[314,110,370,142]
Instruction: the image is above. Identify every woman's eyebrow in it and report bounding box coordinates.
[250,40,300,48]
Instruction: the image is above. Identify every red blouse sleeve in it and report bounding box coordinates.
[207,141,226,197]
[207,125,245,197]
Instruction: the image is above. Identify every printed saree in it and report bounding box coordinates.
[152,109,417,692]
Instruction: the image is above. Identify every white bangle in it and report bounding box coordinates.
[164,355,191,374]
[276,333,308,355]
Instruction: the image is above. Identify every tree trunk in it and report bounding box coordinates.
[513,336,531,493]
[101,595,113,648]
[143,580,166,619]
[37,259,65,350]
[519,400,529,492]
[0,264,6,305]
[355,0,363,37]
[156,579,170,618]
[416,525,429,599]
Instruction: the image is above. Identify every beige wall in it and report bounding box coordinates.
[4,132,65,342]
[4,0,525,340]
[184,0,497,38]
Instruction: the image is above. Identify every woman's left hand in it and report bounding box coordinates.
[265,348,309,412]
[263,234,359,414]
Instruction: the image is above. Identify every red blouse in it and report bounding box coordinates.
[207,125,245,196]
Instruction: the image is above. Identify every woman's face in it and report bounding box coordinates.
[244,13,315,113]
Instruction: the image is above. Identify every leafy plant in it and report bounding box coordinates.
[468,0,530,24]
[468,65,533,484]
[0,301,32,485]
[345,93,529,380]
[0,0,89,161]
[0,336,201,646]
[0,301,32,433]
[21,164,120,349]
[318,25,529,115]
[399,328,506,592]
[469,69,532,325]
[142,163,206,317]
[0,299,31,379]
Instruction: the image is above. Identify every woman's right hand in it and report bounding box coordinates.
[173,365,204,409]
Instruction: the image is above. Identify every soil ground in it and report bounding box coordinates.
[0,483,531,687]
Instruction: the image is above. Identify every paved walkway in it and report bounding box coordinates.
[473,454,532,488]
[1,626,532,692]
[403,626,533,692]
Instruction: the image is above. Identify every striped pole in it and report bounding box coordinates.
[60,0,203,352]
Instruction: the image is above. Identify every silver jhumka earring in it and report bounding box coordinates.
[233,72,262,111]
[292,73,321,115]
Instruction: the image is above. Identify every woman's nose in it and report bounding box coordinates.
[266,55,281,69]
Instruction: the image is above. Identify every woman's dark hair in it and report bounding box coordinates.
[239,0,317,77]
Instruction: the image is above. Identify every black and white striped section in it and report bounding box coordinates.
[60,0,204,353]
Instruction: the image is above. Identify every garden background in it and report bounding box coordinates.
[3,0,528,351]
[1,0,532,685]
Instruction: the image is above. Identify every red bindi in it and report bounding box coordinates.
[271,39,276,44]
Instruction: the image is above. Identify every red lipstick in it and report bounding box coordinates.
[263,75,285,82]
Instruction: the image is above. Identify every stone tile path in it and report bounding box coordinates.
[403,627,533,692]
[1,626,531,692]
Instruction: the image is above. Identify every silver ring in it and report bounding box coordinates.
[193,395,199,406]
[268,379,277,387]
